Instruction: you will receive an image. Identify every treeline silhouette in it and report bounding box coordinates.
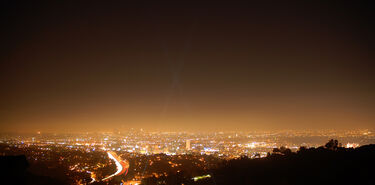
[205,139,375,185]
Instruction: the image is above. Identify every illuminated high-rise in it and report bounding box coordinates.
[186,140,191,151]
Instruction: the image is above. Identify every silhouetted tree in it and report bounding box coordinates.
[298,146,307,153]
[272,146,292,155]
[272,148,281,153]
[325,139,339,150]
[282,148,292,155]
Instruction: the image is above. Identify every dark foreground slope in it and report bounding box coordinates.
[209,144,375,185]
[0,155,65,185]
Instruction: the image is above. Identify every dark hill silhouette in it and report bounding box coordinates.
[209,141,375,185]
[0,155,65,185]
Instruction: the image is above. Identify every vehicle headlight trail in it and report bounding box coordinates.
[102,151,129,181]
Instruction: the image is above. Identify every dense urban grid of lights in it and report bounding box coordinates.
[0,129,373,184]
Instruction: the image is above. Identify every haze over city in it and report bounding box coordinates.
[1,1,374,133]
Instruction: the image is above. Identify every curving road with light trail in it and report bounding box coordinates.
[102,151,129,181]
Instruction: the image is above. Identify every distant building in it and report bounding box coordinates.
[186,140,191,151]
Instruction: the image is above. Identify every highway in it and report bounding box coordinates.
[102,151,129,181]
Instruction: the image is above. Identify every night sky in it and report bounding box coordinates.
[1,1,374,132]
